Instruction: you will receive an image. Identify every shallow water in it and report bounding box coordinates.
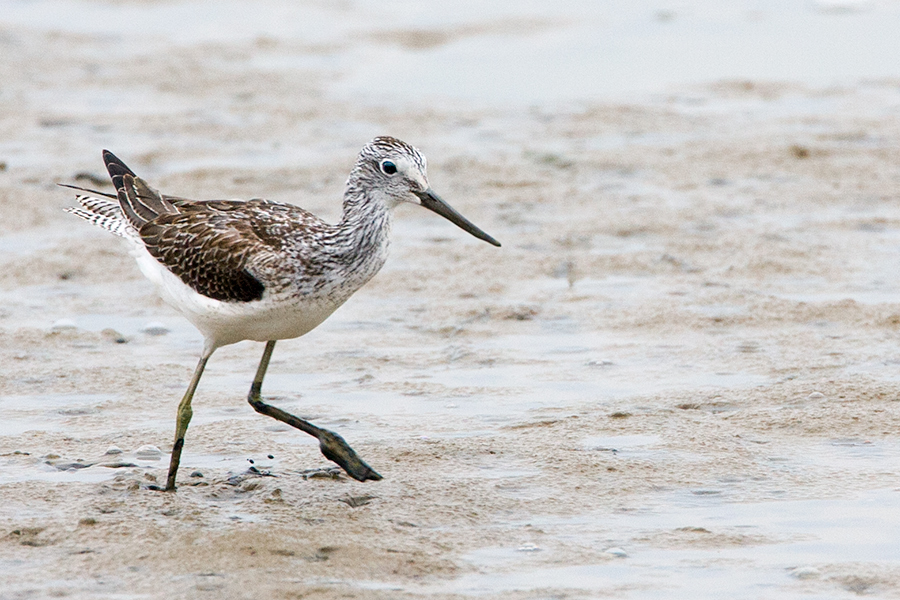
[446,488,900,598]
[5,0,900,111]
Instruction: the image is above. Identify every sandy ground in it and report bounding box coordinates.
[2,2,900,599]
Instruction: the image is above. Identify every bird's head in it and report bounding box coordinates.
[351,136,500,247]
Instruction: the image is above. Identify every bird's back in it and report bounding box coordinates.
[66,151,392,350]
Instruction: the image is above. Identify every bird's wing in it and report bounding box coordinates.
[103,150,179,229]
[139,201,283,303]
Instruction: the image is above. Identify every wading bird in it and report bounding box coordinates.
[65,137,500,490]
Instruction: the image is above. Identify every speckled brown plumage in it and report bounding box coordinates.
[96,151,370,304]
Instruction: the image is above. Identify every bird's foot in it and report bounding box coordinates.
[316,429,382,481]
[145,484,174,492]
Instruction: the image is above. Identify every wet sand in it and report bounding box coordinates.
[2,2,900,598]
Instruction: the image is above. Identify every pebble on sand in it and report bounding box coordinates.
[790,566,821,579]
[50,319,78,331]
[135,445,163,460]
[101,328,128,344]
[141,322,170,336]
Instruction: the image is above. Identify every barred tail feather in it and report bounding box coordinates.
[65,207,130,238]
[76,195,122,220]
[66,193,135,239]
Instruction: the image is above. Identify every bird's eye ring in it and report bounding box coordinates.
[381,160,397,175]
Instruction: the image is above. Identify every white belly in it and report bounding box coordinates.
[132,246,347,352]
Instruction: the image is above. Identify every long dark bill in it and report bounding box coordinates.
[415,188,501,247]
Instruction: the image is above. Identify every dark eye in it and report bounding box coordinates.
[381,160,397,175]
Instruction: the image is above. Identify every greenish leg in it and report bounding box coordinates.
[165,352,211,491]
[247,340,381,482]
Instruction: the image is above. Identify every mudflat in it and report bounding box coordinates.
[2,2,900,598]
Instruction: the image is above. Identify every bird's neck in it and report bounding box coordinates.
[332,185,393,281]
